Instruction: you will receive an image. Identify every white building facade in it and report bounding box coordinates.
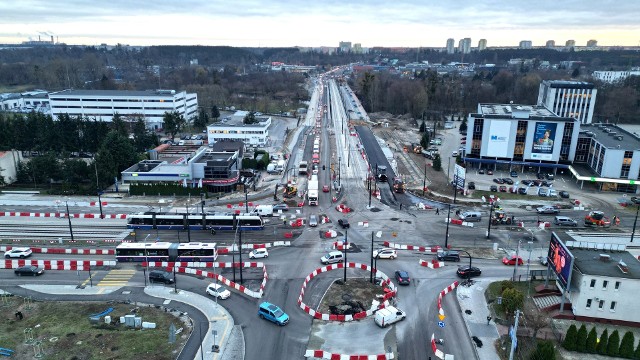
[537,80,597,124]
[48,89,198,130]
[206,117,271,146]
[592,69,640,84]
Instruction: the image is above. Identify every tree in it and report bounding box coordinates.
[211,105,220,120]
[619,331,635,358]
[243,111,257,124]
[576,324,588,352]
[419,121,426,133]
[111,113,128,138]
[432,154,442,171]
[193,108,209,128]
[162,111,186,140]
[529,340,556,360]
[459,118,468,133]
[501,288,524,315]
[585,327,598,353]
[131,118,157,152]
[608,329,620,357]
[420,132,430,149]
[563,324,578,351]
[597,329,609,355]
[633,339,640,359]
[571,67,581,78]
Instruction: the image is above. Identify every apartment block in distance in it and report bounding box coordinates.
[537,80,597,124]
[48,89,198,130]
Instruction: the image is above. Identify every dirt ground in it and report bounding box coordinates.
[318,278,388,315]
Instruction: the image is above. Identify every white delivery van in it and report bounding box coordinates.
[374,306,406,328]
[252,205,274,217]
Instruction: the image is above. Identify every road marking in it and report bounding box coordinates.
[97,269,136,287]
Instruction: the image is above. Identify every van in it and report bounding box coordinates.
[258,302,289,326]
[320,251,344,265]
[252,205,273,217]
[374,306,406,328]
[459,211,482,222]
[149,270,174,284]
[554,216,577,227]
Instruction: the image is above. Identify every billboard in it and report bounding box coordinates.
[486,120,511,158]
[531,122,557,160]
[453,164,466,190]
[547,234,574,290]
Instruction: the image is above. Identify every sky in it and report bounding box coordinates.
[1,0,639,48]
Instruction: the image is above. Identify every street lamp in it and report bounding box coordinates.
[631,202,640,243]
[343,229,348,282]
[94,158,104,219]
[486,202,496,239]
[65,201,75,242]
[444,203,451,249]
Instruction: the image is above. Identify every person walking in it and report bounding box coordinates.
[435,208,440,215]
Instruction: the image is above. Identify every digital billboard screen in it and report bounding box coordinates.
[547,234,574,289]
[531,122,557,161]
[486,120,511,158]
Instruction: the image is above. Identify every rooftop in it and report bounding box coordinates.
[209,116,270,127]
[542,80,595,90]
[476,103,575,121]
[571,248,640,280]
[193,150,236,165]
[49,89,183,97]
[579,123,640,150]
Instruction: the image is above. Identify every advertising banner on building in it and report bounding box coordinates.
[486,120,511,158]
[453,164,466,190]
[547,234,574,290]
[531,122,557,160]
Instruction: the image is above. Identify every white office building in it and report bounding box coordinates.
[48,89,198,130]
[206,115,271,146]
[592,69,640,84]
[537,80,597,124]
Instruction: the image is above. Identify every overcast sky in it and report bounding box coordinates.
[1,1,638,48]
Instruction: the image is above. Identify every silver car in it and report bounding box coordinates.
[309,214,318,227]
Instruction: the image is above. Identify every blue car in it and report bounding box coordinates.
[258,302,289,326]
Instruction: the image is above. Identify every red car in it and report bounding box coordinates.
[499,185,507,192]
[502,255,524,266]
[322,185,330,193]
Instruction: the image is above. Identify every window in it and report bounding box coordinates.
[589,279,596,288]
[602,280,608,289]
[586,299,592,309]
[610,301,617,312]
[598,300,605,310]
[615,281,620,290]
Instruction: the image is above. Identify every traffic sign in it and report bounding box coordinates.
[438,314,446,321]
[438,321,445,328]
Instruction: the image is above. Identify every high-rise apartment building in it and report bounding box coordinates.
[565,40,576,49]
[546,40,556,48]
[458,38,471,54]
[478,39,487,51]
[446,38,455,54]
[587,39,598,47]
[338,41,352,53]
[537,80,597,124]
[519,40,533,49]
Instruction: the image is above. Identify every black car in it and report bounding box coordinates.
[437,251,461,262]
[510,171,518,178]
[14,265,44,276]
[272,203,289,212]
[149,270,174,284]
[456,266,481,279]
[338,218,350,229]
[467,182,476,190]
[490,185,498,192]
[395,270,411,285]
[493,178,504,184]
[536,173,545,180]
[478,169,485,175]
[559,191,570,199]
[518,187,528,195]
[521,180,532,186]
[502,178,514,185]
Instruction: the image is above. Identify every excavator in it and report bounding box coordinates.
[584,211,611,227]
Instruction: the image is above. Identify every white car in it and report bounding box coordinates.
[536,206,559,215]
[206,283,231,299]
[4,247,32,259]
[249,248,269,259]
[373,248,397,260]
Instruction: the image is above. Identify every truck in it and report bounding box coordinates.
[298,161,309,175]
[308,175,319,206]
[392,177,405,193]
[374,306,406,328]
[275,159,286,173]
[267,163,279,174]
[252,205,273,217]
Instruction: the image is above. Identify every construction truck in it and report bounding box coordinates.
[284,183,298,198]
[491,210,513,225]
[376,165,388,182]
[392,177,405,193]
[308,175,319,206]
[584,211,611,227]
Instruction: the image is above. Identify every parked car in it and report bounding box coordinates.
[521,180,532,186]
[338,218,350,229]
[456,266,481,279]
[467,182,476,190]
[14,265,44,276]
[374,306,406,328]
[510,171,518,178]
[554,216,577,227]
[502,255,524,266]
[559,191,570,199]
[538,188,548,197]
[487,170,494,175]
[249,248,269,259]
[395,270,411,285]
[258,302,289,326]
[373,248,397,259]
[272,203,289,212]
[309,215,318,227]
[322,185,330,193]
[536,205,559,214]
[536,173,545,180]
[493,178,504,184]
[499,185,507,192]
[546,173,555,180]
[320,251,344,264]
[478,169,485,174]
[148,270,174,284]
[437,251,461,262]
[518,187,528,195]
[502,178,514,185]
[4,247,32,258]
[490,185,498,192]
[206,283,231,299]
[539,256,548,266]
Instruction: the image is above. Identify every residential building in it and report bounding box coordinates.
[478,39,487,51]
[458,38,471,54]
[207,113,271,146]
[587,39,598,47]
[537,80,597,124]
[565,39,576,49]
[519,40,533,49]
[48,89,198,130]
[339,41,352,53]
[592,68,640,83]
[446,38,455,54]
[463,104,580,173]
[352,43,363,54]
[546,40,556,48]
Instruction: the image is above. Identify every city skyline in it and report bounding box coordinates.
[1,1,639,48]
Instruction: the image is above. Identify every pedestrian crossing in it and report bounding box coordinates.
[96,269,136,287]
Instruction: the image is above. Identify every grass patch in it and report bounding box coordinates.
[485,280,545,321]
[0,296,188,360]
[318,278,386,314]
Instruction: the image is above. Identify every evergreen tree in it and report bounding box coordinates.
[633,339,640,359]
[620,331,635,358]
[419,121,426,133]
[459,118,468,133]
[162,111,186,140]
[576,324,588,352]
[193,108,209,128]
[608,330,620,357]
[563,324,578,351]
[529,340,556,360]
[585,327,598,353]
[420,132,430,149]
[432,154,442,171]
[211,105,220,120]
[597,329,609,355]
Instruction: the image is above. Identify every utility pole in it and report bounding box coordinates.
[422,162,427,197]
[512,240,521,281]
[343,229,348,282]
[486,203,494,239]
[444,203,451,249]
[65,201,75,242]
[244,190,249,213]
[338,157,342,186]
[370,232,374,283]
[239,229,243,284]
[509,310,521,360]
[368,176,372,207]
[631,203,639,243]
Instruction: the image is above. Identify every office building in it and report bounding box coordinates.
[207,112,271,146]
[546,40,556,48]
[458,38,471,54]
[477,39,487,51]
[537,80,597,125]
[592,68,640,83]
[48,89,198,130]
[519,40,532,49]
[446,38,455,54]
[463,104,580,172]
[0,90,50,113]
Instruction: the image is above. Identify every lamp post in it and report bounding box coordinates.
[512,240,521,282]
[185,195,192,243]
[486,202,495,239]
[369,231,375,283]
[422,162,427,197]
[631,203,640,243]
[343,229,348,282]
[94,159,103,218]
[65,201,75,242]
[444,203,451,249]
[338,157,341,186]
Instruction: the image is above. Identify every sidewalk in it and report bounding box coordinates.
[456,280,501,360]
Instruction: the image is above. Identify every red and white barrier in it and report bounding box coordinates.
[436,281,459,318]
[143,261,268,299]
[431,334,445,359]
[335,204,351,213]
[383,241,441,253]
[297,262,396,321]
[0,246,114,255]
[216,241,291,254]
[1,259,116,270]
[419,259,444,269]
[332,241,351,250]
[0,212,128,219]
[304,349,394,359]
